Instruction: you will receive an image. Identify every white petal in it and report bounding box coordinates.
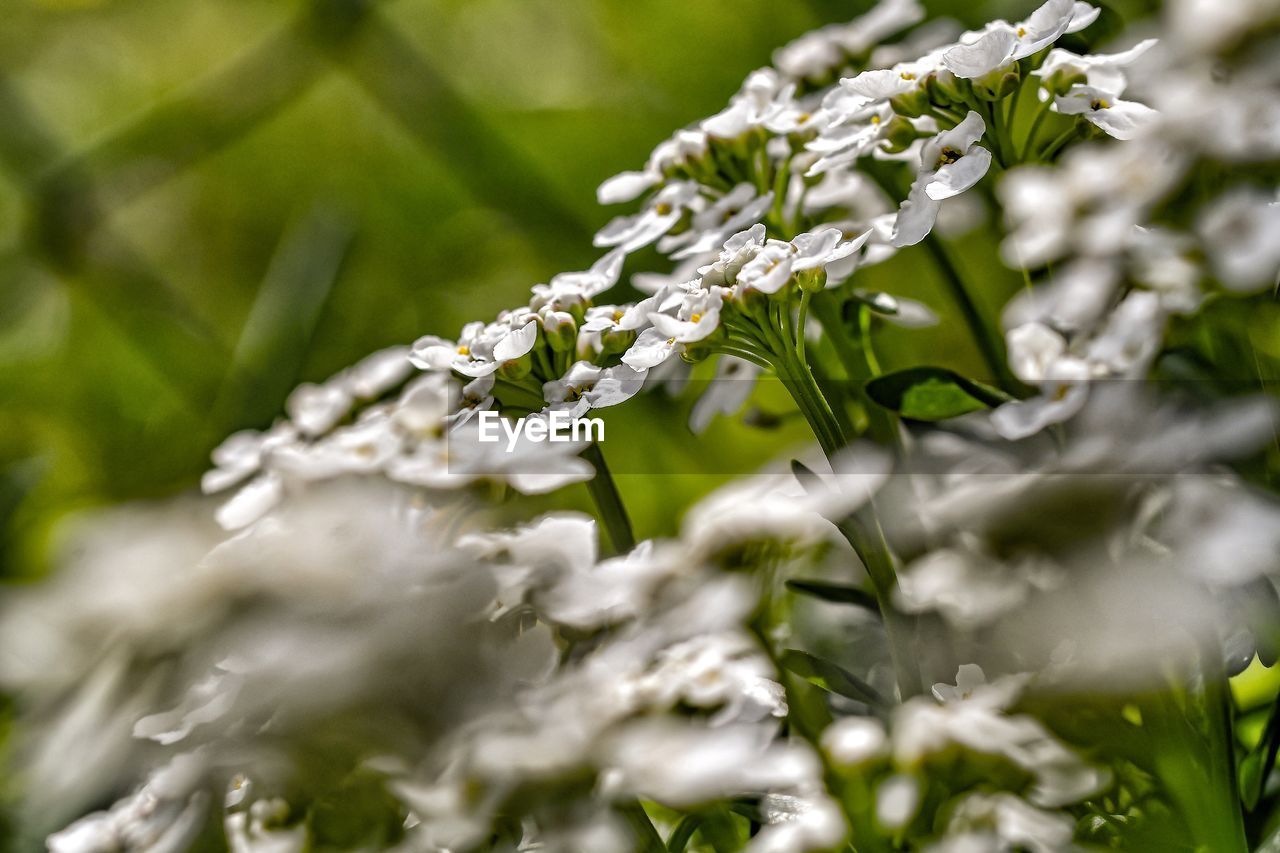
[933,110,987,154]
[408,336,458,371]
[622,327,677,369]
[845,68,914,100]
[215,473,283,530]
[990,385,1089,440]
[925,146,992,200]
[890,177,942,247]
[598,170,660,205]
[1065,1,1101,33]
[942,28,1017,78]
[584,365,649,408]
[1016,0,1075,57]
[494,320,538,362]
[1083,99,1159,140]
[881,297,939,328]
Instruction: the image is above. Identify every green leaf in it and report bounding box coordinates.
[1239,696,1280,811]
[789,459,822,493]
[786,578,880,615]
[1240,748,1266,811]
[866,366,1010,421]
[780,649,887,710]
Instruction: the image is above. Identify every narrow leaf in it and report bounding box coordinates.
[780,649,887,710]
[786,579,881,615]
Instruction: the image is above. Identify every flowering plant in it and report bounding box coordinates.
[4,0,1280,851]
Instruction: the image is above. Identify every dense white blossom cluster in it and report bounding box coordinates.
[3,0,1280,851]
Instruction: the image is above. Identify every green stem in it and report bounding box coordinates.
[1004,84,1022,144]
[921,234,1021,396]
[618,801,665,853]
[709,346,773,370]
[858,304,882,376]
[986,99,1013,169]
[1039,123,1080,161]
[666,815,701,853]
[752,298,845,455]
[811,294,899,448]
[840,515,924,700]
[582,442,634,554]
[1020,100,1053,161]
[494,377,547,411]
[795,290,812,365]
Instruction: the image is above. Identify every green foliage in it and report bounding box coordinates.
[865,366,1010,421]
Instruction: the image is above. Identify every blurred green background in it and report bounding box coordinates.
[0,0,1156,573]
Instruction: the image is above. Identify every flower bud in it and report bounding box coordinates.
[681,344,712,364]
[973,66,1020,101]
[822,717,889,768]
[880,115,920,154]
[1041,68,1087,97]
[600,327,637,357]
[889,87,931,118]
[541,310,577,352]
[738,286,771,317]
[926,70,968,105]
[498,355,532,381]
[796,267,828,293]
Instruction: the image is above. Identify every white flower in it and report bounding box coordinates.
[215,471,285,530]
[344,345,414,399]
[943,0,1094,79]
[931,663,991,703]
[409,318,531,379]
[202,422,297,494]
[47,753,210,853]
[284,381,352,438]
[596,130,709,205]
[689,356,761,433]
[895,547,1059,629]
[648,286,726,343]
[1054,84,1158,140]
[701,69,792,139]
[1035,39,1157,100]
[931,793,1075,853]
[893,112,992,247]
[627,632,787,724]
[699,224,768,288]
[1196,187,1280,292]
[773,0,924,81]
[595,181,703,254]
[600,720,821,807]
[661,184,775,260]
[747,791,847,853]
[822,716,889,767]
[621,328,680,370]
[529,249,627,311]
[682,448,890,557]
[225,798,308,853]
[893,686,1109,807]
[543,361,648,411]
[440,413,596,495]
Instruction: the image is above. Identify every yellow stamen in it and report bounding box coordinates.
[457,345,470,356]
[690,313,703,323]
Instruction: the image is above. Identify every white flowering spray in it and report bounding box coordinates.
[4,1,1280,851]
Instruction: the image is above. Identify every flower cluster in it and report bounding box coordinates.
[4,0,1280,851]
